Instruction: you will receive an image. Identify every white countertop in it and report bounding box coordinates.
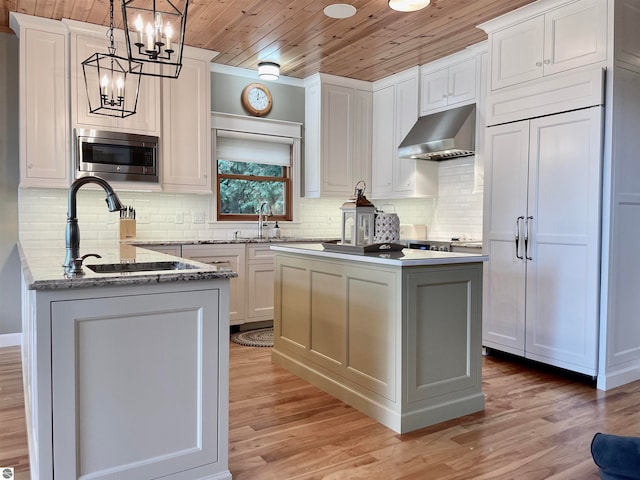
[270,243,488,266]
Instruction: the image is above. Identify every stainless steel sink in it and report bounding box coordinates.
[86,261,200,274]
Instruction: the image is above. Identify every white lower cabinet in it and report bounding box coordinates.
[51,289,225,479]
[183,244,247,325]
[483,107,602,375]
[21,280,231,480]
[272,251,484,433]
[247,245,275,322]
[183,244,278,326]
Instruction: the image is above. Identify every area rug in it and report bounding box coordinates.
[231,327,273,347]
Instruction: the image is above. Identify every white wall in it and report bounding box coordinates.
[0,32,22,341]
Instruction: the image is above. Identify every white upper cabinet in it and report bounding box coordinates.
[485,0,607,91]
[161,47,216,193]
[420,56,477,115]
[65,20,161,136]
[371,67,437,199]
[304,74,372,198]
[10,13,71,188]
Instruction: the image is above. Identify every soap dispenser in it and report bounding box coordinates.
[273,221,281,238]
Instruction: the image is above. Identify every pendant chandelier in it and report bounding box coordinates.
[81,0,142,118]
[121,0,189,79]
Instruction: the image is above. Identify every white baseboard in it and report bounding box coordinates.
[597,363,640,391]
[0,332,21,348]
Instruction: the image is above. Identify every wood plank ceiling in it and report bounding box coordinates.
[0,0,536,82]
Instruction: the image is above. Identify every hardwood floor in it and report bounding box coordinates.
[3,342,640,479]
[0,347,29,479]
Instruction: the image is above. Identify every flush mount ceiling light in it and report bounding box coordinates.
[121,0,189,79]
[323,4,357,19]
[388,0,431,12]
[82,0,142,118]
[258,61,280,81]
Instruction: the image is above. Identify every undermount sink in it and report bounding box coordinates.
[86,261,200,274]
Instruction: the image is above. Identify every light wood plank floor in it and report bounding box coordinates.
[3,342,640,479]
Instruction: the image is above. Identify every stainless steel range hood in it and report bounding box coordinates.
[398,104,476,160]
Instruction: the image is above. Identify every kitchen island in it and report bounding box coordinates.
[270,243,488,434]
[19,241,236,480]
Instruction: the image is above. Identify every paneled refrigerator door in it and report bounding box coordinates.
[524,107,602,375]
[482,120,530,356]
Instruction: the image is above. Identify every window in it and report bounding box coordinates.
[216,132,292,221]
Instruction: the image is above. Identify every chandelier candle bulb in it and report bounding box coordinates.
[135,15,143,44]
[146,23,154,52]
[116,77,124,99]
[165,24,173,51]
[101,75,108,97]
[155,12,163,41]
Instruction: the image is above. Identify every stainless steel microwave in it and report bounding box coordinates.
[75,129,159,183]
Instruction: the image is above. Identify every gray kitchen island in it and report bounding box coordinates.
[270,243,488,434]
[19,241,236,480]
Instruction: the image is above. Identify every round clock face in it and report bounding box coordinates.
[241,83,273,116]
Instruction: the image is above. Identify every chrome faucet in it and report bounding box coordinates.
[63,176,124,276]
[257,202,272,239]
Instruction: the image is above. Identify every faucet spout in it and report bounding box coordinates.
[257,202,272,239]
[64,176,124,275]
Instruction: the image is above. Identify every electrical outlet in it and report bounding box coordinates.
[192,211,205,224]
[175,212,184,224]
[138,213,150,224]
[327,215,333,224]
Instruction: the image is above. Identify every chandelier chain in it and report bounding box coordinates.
[107,0,116,56]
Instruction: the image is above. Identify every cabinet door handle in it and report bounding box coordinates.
[515,216,524,260]
[536,61,543,67]
[543,59,551,65]
[525,216,533,260]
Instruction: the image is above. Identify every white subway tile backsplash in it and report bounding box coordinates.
[18,159,482,243]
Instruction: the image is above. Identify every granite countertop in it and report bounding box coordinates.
[270,243,489,267]
[132,236,338,246]
[19,240,238,291]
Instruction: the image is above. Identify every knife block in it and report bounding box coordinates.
[119,218,136,240]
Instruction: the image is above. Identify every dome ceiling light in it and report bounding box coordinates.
[323,4,357,19]
[388,0,431,12]
[258,61,280,81]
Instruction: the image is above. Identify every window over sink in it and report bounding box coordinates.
[215,132,292,221]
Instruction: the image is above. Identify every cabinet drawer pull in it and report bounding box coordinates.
[209,260,230,265]
[525,216,533,260]
[515,216,524,260]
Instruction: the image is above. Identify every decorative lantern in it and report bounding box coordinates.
[341,181,376,247]
[121,0,189,79]
[81,0,143,118]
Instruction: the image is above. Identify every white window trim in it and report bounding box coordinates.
[212,112,302,222]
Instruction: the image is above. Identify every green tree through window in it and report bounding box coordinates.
[217,160,291,221]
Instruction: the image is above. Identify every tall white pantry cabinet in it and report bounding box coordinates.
[483,108,602,375]
[480,0,640,389]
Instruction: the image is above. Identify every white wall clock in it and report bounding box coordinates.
[241,83,273,117]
